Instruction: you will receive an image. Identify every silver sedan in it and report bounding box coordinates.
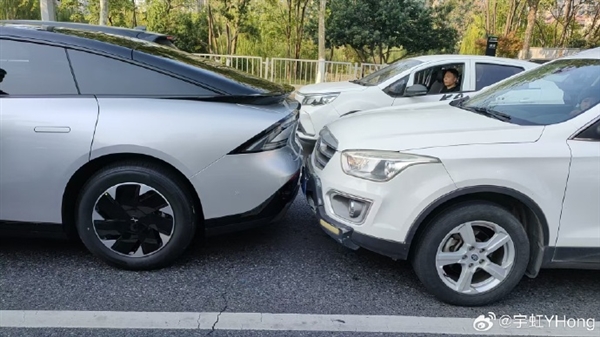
[0,22,303,270]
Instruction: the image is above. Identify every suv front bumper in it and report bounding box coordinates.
[301,156,411,260]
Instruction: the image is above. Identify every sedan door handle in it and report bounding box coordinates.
[34,126,71,133]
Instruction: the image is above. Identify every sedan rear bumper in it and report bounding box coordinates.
[203,168,300,236]
[192,136,303,236]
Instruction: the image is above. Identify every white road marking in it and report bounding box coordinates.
[0,310,598,336]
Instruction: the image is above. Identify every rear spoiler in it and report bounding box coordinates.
[135,26,176,42]
[159,93,297,106]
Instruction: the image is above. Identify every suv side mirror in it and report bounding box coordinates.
[405,84,428,97]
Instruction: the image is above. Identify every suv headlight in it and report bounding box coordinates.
[341,150,440,182]
[302,93,339,106]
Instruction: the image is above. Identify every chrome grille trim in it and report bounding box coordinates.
[314,136,337,170]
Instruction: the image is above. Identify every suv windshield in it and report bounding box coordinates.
[461,58,600,125]
[356,58,422,86]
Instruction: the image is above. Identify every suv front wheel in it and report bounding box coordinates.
[412,201,530,306]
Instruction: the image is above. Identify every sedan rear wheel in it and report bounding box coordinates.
[92,182,175,258]
[412,201,530,306]
[75,161,197,270]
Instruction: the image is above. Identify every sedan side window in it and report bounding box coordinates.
[475,63,524,91]
[0,39,78,96]
[66,49,216,96]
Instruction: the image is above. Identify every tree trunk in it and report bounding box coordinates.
[99,0,108,25]
[559,0,574,47]
[492,0,497,34]
[286,0,292,59]
[521,0,539,60]
[584,2,600,40]
[316,0,326,83]
[232,33,239,55]
[39,0,56,21]
[318,0,326,61]
[294,0,309,60]
[131,0,137,27]
[485,0,491,34]
[514,1,527,32]
[534,20,547,45]
[503,0,518,36]
[207,1,214,53]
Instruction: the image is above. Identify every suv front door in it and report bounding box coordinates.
[554,115,600,263]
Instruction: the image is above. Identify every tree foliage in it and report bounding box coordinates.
[325,0,458,63]
[457,0,599,58]
[0,0,597,63]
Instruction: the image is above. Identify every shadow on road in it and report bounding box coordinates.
[1,197,599,319]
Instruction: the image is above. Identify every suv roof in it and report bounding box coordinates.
[564,47,600,60]
[0,20,177,48]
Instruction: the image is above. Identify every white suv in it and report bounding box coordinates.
[294,55,539,151]
[300,48,600,306]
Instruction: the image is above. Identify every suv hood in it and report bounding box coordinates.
[326,105,545,151]
[298,81,368,95]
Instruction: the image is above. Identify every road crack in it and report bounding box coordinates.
[205,291,229,336]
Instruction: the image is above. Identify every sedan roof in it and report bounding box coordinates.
[0,20,175,45]
[0,23,293,96]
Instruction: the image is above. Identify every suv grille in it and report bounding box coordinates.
[314,137,336,170]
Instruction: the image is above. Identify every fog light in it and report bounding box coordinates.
[348,200,364,218]
[329,192,371,224]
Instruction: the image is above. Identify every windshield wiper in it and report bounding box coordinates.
[350,79,367,86]
[463,106,512,122]
[450,95,470,107]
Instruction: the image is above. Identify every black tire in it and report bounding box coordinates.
[411,201,530,306]
[75,161,198,270]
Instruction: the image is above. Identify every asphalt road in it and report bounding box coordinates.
[1,195,599,336]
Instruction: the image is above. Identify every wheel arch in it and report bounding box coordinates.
[61,152,205,239]
[405,185,550,278]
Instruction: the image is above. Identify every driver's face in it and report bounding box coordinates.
[443,72,457,87]
[580,97,597,110]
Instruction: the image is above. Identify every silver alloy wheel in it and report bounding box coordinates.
[92,182,175,257]
[435,220,516,294]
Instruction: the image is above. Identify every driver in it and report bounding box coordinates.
[569,93,600,117]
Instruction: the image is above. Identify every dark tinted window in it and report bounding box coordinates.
[475,63,524,90]
[575,119,600,141]
[53,28,290,94]
[67,49,215,96]
[0,39,78,95]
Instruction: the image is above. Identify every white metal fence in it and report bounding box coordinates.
[193,47,582,87]
[194,54,265,78]
[194,54,388,86]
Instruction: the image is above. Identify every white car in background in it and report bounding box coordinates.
[295,55,539,151]
[301,48,600,306]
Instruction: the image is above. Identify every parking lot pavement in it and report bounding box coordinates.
[1,196,599,336]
